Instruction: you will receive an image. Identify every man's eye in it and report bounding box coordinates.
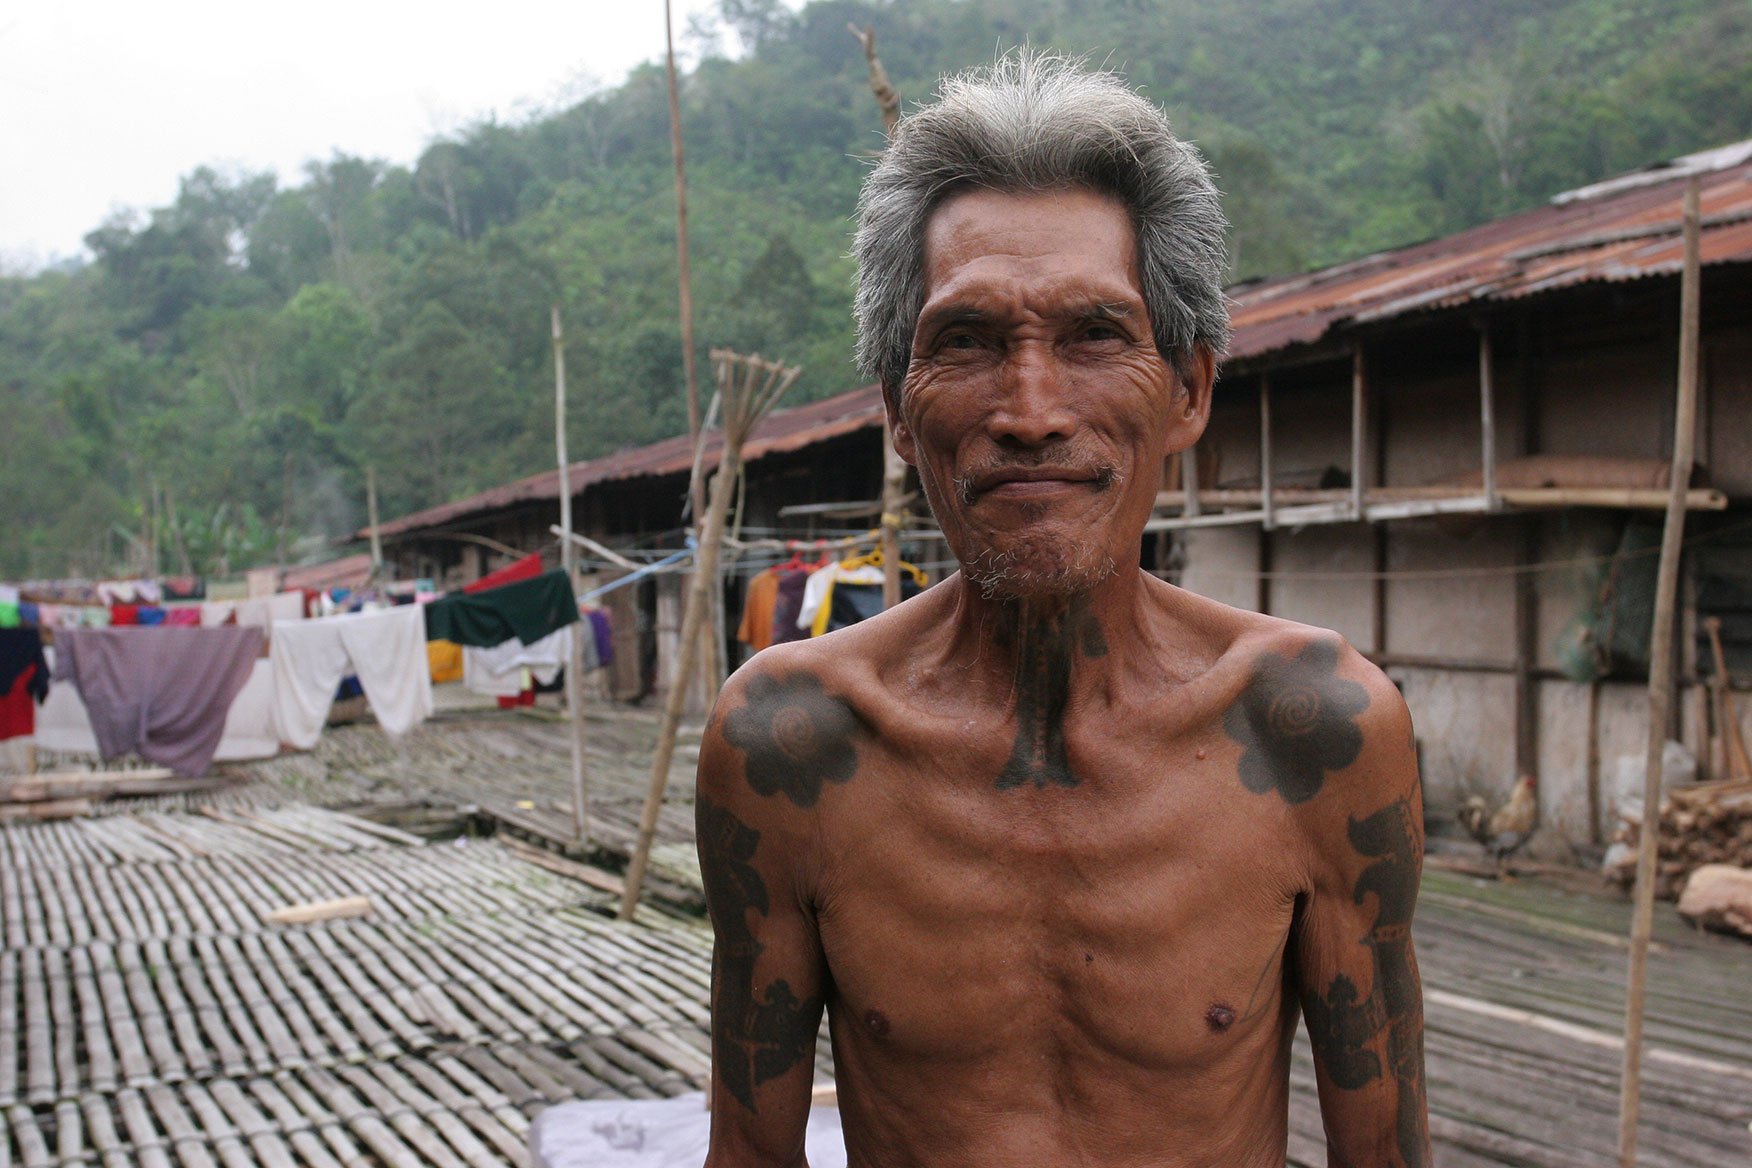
[1082,324,1122,342]
[942,332,981,350]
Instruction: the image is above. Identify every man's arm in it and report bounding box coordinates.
[1297,664,1429,1168]
[1246,638,1429,1167]
[698,664,844,1167]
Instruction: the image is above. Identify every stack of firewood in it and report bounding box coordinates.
[1605,780,1752,899]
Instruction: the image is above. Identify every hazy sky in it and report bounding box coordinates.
[0,0,733,268]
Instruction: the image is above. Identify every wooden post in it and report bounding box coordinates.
[1586,679,1604,847]
[366,466,384,577]
[1479,323,1500,512]
[1618,175,1702,1168]
[553,306,590,848]
[1350,346,1367,520]
[664,0,703,529]
[1259,374,1275,532]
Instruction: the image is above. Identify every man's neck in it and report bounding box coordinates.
[948,569,1146,791]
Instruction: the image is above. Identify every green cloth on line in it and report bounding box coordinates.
[0,603,17,628]
[423,569,579,648]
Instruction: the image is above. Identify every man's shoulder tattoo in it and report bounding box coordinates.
[721,671,860,808]
[1223,637,1370,804]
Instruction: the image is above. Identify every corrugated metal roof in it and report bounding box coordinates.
[375,382,885,538]
[375,143,1752,539]
[1226,141,1752,362]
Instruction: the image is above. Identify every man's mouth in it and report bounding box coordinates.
[958,465,1117,504]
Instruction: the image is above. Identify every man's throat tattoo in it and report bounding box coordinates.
[996,601,1107,791]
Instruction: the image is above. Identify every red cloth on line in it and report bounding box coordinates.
[0,663,36,740]
[110,604,139,626]
[465,553,544,594]
[496,688,537,708]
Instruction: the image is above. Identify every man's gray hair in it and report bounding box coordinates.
[853,53,1230,397]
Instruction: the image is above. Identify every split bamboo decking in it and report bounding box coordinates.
[6,707,1750,1167]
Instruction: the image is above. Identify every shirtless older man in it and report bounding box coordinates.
[697,56,1429,1168]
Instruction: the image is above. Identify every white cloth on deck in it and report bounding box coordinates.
[270,606,431,748]
[527,1093,845,1168]
[463,626,572,698]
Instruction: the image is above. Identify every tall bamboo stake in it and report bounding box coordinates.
[553,305,590,847]
[1617,175,1702,1167]
[366,466,384,578]
[621,350,801,921]
[852,23,909,610]
[665,0,703,527]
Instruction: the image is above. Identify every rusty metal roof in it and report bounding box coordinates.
[374,143,1752,539]
[374,382,885,538]
[1226,140,1752,363]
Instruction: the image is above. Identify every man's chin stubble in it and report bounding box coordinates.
[961,542,1121,604]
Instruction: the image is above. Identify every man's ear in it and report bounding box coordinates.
[883,386,918,467]
[1165,345,1216,454]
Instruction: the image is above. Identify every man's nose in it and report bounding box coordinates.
[987,344,1077,447]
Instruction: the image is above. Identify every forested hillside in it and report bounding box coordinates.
[3,0,1748,578]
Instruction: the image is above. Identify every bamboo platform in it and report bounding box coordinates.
[11,707,1750,1166]
[0,800,744,1167]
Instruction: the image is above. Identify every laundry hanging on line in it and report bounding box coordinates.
[270,606,433,750]
[54,625,264,777]
[464,552,545,594]
[423,568,580,648]
[464,625,575,699]
[798,551,929,637]
[0,629,50,743]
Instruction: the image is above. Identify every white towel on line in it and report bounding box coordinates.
[464,626,572,698]
[270,606,432,748]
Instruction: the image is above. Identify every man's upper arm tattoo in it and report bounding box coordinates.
[1304,796,1429,1167]
[1224,638,1370,804]
[699,796,822,1113]
[722,672,859,807]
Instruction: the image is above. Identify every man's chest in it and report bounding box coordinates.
[808,749,1308,1073]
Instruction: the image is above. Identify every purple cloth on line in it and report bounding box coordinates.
[771,570,811,644]
[587,609,614,668]
[56,626,264,777]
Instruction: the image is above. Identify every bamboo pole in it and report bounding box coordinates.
[1259,374,1274,532]
[1617,175,1702,1168]
[1350,347,1367,519]
[621,351,800,921]
[852,23,908,610]
[664,0,702,528]
[366,467,384,577]
[553,305,590,847]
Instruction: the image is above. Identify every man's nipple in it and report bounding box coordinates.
[864,1008,890,1037]
[1205,1003,1237,1033]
